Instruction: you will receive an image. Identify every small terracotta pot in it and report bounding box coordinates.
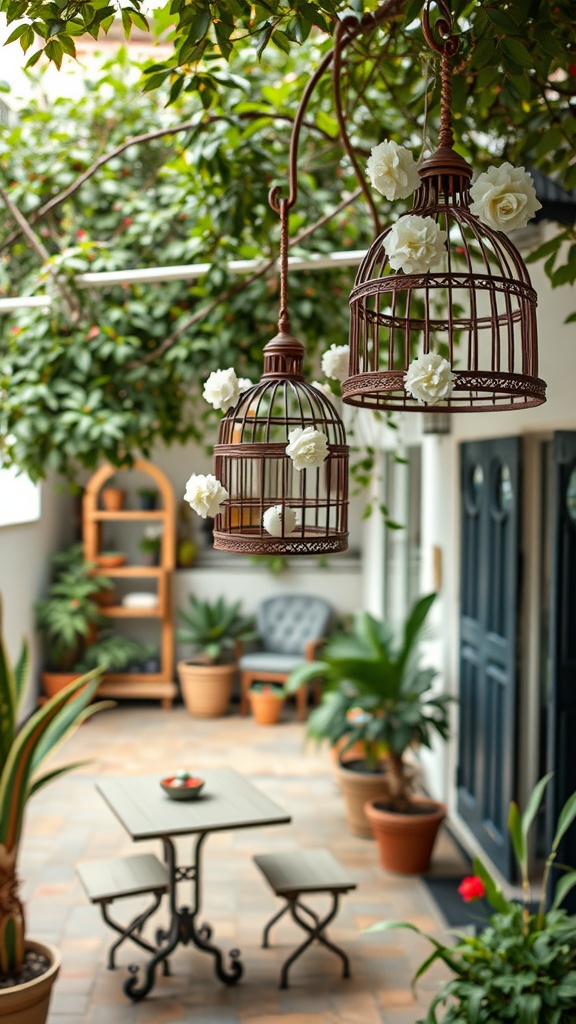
[94,588,116,607]
[41,671,84,699]
[177,661,235,718]
[249,689,284,725]
[101,487,125,511]
[364,796,447,874]
[96,552,126,569]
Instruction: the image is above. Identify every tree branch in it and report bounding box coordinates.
[0,111,337,254]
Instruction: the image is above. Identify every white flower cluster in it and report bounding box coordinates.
[366,140,420,201]
[404,353,455,405]
[285,426,329,471]
[143,523,163,541]
[183,473,229,518]
[262,505,299,537]
[384,215,447,275]
[202,368,253,413]
[321,344,349,382]
[470,163,541,233]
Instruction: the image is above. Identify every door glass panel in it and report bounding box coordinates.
[495,463,513,514]
[466,464,484,513]
[566,466,576,522]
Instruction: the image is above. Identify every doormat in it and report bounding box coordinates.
[421,875,491,930]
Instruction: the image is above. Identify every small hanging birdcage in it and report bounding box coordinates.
[212,195,349,555]
[342,3,546,414]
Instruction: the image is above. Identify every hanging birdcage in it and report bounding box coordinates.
[342,4,546,414]
[212,327,348,555]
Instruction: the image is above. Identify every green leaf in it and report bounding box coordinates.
[551,870,576,911]
[472,855,511,913]
[521,773,553,843]
[553,790,576,850]
[508,800,525,872]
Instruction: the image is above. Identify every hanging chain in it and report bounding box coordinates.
[422,0,459,150]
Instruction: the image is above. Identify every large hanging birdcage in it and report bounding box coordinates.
[342,4,546,414]
[212,327,348,554]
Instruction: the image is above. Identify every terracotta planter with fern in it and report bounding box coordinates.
[249,685,284,725]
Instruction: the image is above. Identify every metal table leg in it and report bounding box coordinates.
[124,833,243,1001]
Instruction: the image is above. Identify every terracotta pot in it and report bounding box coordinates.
[177,661,235,718]
[249,689,284,725]
[101,487,125,511]
[0,940,61,1024]
[334,759,391,838]
[96,553,126,569]
[94,588,116,608]
[41,671,83,700]
[364,796,447,874]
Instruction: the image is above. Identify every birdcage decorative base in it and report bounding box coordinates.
[342,370,547,412]
[212,532,348,555]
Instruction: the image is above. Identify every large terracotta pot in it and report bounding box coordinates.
[249,689,284,725]
[0,941,61,1024]
[177,661,235,718]
[364,796,447,874]
[334,759,391,838]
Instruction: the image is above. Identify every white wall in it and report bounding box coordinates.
[0,475,76,707]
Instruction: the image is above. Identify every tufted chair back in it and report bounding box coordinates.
[257,595,333,656]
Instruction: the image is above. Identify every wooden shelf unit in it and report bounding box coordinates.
[83,459,177,708]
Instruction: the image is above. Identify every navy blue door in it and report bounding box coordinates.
[458,437,521,879]
[548,432,576,886]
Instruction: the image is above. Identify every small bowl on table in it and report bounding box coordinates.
[160,775,205,801]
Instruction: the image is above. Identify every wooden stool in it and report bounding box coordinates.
[253,848,356,988]
[76,853,169,970]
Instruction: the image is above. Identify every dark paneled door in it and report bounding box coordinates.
[548,432,576,877]
[458,438,521,879]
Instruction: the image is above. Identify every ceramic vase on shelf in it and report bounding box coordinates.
[101,487,125,512]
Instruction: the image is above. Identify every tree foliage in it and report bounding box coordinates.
[0,1,575,479]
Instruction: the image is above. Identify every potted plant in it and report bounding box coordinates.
[286,593,452,855]
[370,774,576,1022]
[249,682,285,725]
[138,524,163,566]
[35,544,113,697]
[0,604,111,1022]
[176,596,256,718]
[137,487,158,511]
[75,632,156,674]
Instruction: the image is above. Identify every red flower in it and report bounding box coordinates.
[569,64,576,77]
[87,326,100,340]
[76,229,87,241]
[458,875,485,902]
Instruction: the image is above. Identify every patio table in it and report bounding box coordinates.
[97,768,291,1001]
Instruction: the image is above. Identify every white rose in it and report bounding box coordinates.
[183,473,229,518]
[285,426,329,471]
[262,505,299,537]
[366,140,420,201]
[384,215,447,274]
[237,377,253,393]
[470,162,541,233]
[321,344,349,381]
[404,353,455,405]
[202,368,240,412]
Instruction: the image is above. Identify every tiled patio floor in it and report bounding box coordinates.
[22,701,467,1024]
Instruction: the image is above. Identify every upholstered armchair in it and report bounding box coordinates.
[238,595,333,721]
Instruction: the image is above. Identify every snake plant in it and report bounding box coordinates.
[0,603,111,978]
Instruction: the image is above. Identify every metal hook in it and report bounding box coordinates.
[422,0,459,58]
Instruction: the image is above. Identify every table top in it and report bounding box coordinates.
[97,768,291,841]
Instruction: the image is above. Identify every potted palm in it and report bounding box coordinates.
[286,593,452,858]
[0,604,111,1022]
[176,596,256,717]
[35,544,112,697]
[370,775,576,1022]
